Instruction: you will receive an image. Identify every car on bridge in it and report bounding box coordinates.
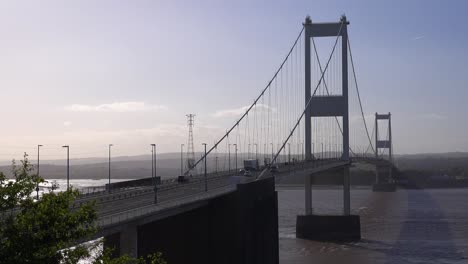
[270,165,279,173]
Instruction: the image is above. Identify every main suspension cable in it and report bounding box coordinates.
[258,21,344,179]
[184,27,305,175]
[348,37,375,154]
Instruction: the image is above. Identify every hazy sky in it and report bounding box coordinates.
[0,0,467,160]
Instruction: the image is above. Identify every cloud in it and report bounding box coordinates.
[412,35,425,41]
[422,113,446,120]
[65,102,167,113]
[213,104,273,118]
[63,121,72,127]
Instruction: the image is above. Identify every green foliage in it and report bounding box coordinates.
[0,153,167,264]
[0,154,97,263]
[94,250,167,264]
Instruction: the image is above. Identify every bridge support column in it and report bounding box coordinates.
[104,225,138,258]
[372,164,396,192]
[120,225,138,258]
[343,167,350,215]
[305,175,312,215]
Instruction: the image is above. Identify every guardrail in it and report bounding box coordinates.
[96,185,236,228]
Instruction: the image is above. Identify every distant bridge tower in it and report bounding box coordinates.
[373,112,395,191]
[375,112,392,161]
[186,114,196,171]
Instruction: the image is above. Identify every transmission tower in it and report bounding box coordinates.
[186,114,196,171]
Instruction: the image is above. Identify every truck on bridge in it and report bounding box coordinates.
[243,159,259,171]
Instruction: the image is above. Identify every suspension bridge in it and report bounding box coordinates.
[72,16,396,263]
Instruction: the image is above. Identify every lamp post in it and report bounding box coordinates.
[254,143,258,162]
[277,144,280,163]
[62,145,70,191]
[321,143,324,160]
[36,144,42,200]
[215,144,218,174]
[180,144,184,176]
[270,143,274,162]
[233,144,238,171]
[287,143,291,163]
[151,144,157,204]
[228,144,231,173]
[248,143,251,159]
[302,141,305,161]
[312,143,314,159]
[202,143,207,192]
[108,144,113,192]
[297,143,300,162]
[151,146,154,179]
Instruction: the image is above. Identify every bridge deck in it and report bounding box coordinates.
[74,157,390,238]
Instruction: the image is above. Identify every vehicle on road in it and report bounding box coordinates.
[270,165,279,173]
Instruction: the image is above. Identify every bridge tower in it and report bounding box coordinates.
[304,15,351,215]
[373,112,395,191]
[298,15,360,242]
[375,112,393,161]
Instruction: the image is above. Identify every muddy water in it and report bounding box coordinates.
[278,187,468,263]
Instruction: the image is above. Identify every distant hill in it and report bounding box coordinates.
[0,152,467,181]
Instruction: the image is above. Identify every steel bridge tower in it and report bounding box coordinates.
[303,15,351,216]
[373,112,395,191]
[375,112,393,161]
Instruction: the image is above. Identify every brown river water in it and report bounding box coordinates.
[278,187,468,263]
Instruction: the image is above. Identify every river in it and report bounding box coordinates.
[52,179,468,263]
[278,187,468,263]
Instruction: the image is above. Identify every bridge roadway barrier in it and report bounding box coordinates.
[100,177,278,264]
[92,175,234,219]
[73,159,351,216]
[72,173,234,214]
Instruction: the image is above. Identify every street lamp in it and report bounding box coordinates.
[62,145,70,191]
[270,143,274,162]
[151,144,157,204]
[180,144,184,176]
[108,144,113,192]
[254,143,258,161]
[151,146,154,179]
[233,144,238,171]
[228,144,231,173]
[312,143,314,159]
[287,143,291,163]
[302,141,305,161]
[202,143,207,192]
[297,143,300,162]
[36,144,43,200]
[321,143,324,160]
[215,144,218,174]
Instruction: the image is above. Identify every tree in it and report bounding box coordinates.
[0,154,166,264]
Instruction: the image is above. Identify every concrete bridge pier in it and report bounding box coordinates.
[372,164,396,192]
[103,225,138,258]
[296,167,361,241]
[103,177,279,263]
